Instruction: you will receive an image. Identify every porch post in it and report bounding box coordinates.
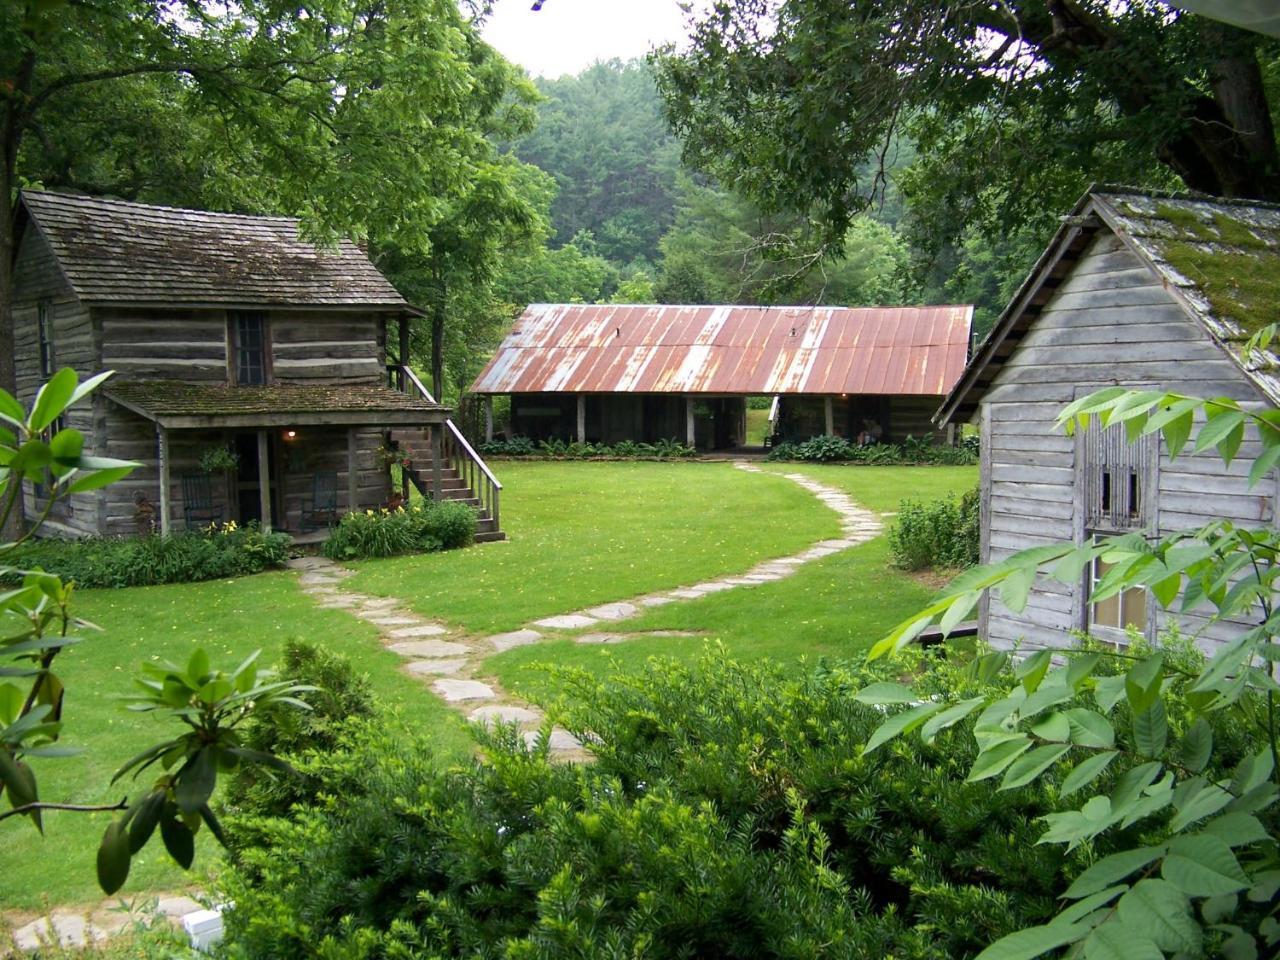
[157,425,171,536]
[347,427,360,513]
[685,397,695,447]
[946,423,957,446]
[398,315,411,390]
[256,429,272,532]
[431,424,444,500]
[484,395,494,442]
[824,396,835,436]
[576,394,586,443]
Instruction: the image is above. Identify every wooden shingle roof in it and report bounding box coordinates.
[19,190,409,309]
[105,381,445,428]
[937,186,1280,424]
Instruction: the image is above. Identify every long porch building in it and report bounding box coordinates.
[470,304,974,450]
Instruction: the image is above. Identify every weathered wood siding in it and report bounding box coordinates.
[12,225,100,536]
[100,419,389,537]
[97,308,387,384]
[981,230,1272,654]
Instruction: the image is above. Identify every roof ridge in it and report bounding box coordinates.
[1091,182,1280,213]
[20,189,302,226]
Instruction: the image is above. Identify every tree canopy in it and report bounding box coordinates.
[653,1,1280,252]
[2,0,541,399]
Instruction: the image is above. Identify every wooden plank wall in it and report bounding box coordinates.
[981,229,1271,654]
[97,308,386,384]
[12,226,101,536]
[101,420,389,536]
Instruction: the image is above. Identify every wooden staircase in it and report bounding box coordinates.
[390,429,505,542]
[386,365,506,543]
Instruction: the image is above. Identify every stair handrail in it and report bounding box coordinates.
[392,365,503,492]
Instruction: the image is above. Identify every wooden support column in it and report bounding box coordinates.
[256,429,272,532]
[431,425,444,500]
[347,428,360,514]
[484,395,494,442]
[157,425,171,536]
[398,315,411,389]
[685,397,696,448]
[576,394,586,443]
[824,396,835,436]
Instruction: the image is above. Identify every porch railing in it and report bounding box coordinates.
[388,365,502,531]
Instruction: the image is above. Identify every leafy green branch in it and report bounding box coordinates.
[858,386,1280,959]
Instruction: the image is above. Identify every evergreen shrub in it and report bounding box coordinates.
[889,488,981,570]
[218,651,1160,960]
[2,522,290,588]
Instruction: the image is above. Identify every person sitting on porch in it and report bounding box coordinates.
[857,418,883,446]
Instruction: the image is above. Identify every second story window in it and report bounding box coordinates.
[231,312,268,385]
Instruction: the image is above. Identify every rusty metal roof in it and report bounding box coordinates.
[470,304,973,396]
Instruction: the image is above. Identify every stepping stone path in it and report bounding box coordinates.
[6,894,205,954]
[287,465,881,769]
[286,555,589,761]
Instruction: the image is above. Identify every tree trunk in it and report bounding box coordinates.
[430,276,446,404]
[2,92,24,542]
[1023,5,1280,201]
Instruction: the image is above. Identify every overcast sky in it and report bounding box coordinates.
[480,0,698,78]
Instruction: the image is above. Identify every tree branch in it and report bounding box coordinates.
[0,798,128,823]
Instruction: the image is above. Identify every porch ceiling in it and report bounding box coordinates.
[105,380,448,429]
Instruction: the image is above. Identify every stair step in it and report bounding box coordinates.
[474,530,508,543]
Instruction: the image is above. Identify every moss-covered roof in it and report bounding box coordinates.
[1093,190,1280,343]
[107,381,443,420]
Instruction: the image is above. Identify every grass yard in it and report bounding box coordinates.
[345,461,841,634]
[759,463,977,513]
[745,407,770,444]
[6,460,974,911]
[485,463,977,704]
[0,573,473,911]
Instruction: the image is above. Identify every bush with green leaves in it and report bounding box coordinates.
[2,522,290,588]
[864,385,1280,959]
[889,487,981,571]
[224,639,375,824]
[479,436,697,459]
[216,647,1169,960]
[1,369,311,897]
[321,499,477,560]
[766,434,978,465]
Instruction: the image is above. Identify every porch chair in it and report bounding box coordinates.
[180,473,222,529]
[302,471,339,529]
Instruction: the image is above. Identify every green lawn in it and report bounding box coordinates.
[1,572,473,910]
[345,461,842,634]
[485,464,977,704]
[745,407,771,444]
[5,460,974,910]
[758,463,977,513]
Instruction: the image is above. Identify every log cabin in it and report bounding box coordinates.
[468,303,973,451]
[12,190,503,541]
[937,187,1280,654]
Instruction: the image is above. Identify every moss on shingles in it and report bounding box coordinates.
[1150,203,1280,337]
[1162,241,1280,338]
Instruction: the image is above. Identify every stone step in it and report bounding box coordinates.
[474,530,508,543]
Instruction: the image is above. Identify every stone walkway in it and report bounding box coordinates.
[7,895,204,953]
[288,462,881,762]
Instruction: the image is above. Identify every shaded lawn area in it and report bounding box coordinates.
[344,461,842,635]
[486,465,978,705]
[1,572,473,911]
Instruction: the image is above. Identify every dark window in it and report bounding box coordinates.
[38,301,54,378]
[232,312,268,385]
[1084,424,1154,532]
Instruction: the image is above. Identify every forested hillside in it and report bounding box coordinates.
[495,58,1044,341]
